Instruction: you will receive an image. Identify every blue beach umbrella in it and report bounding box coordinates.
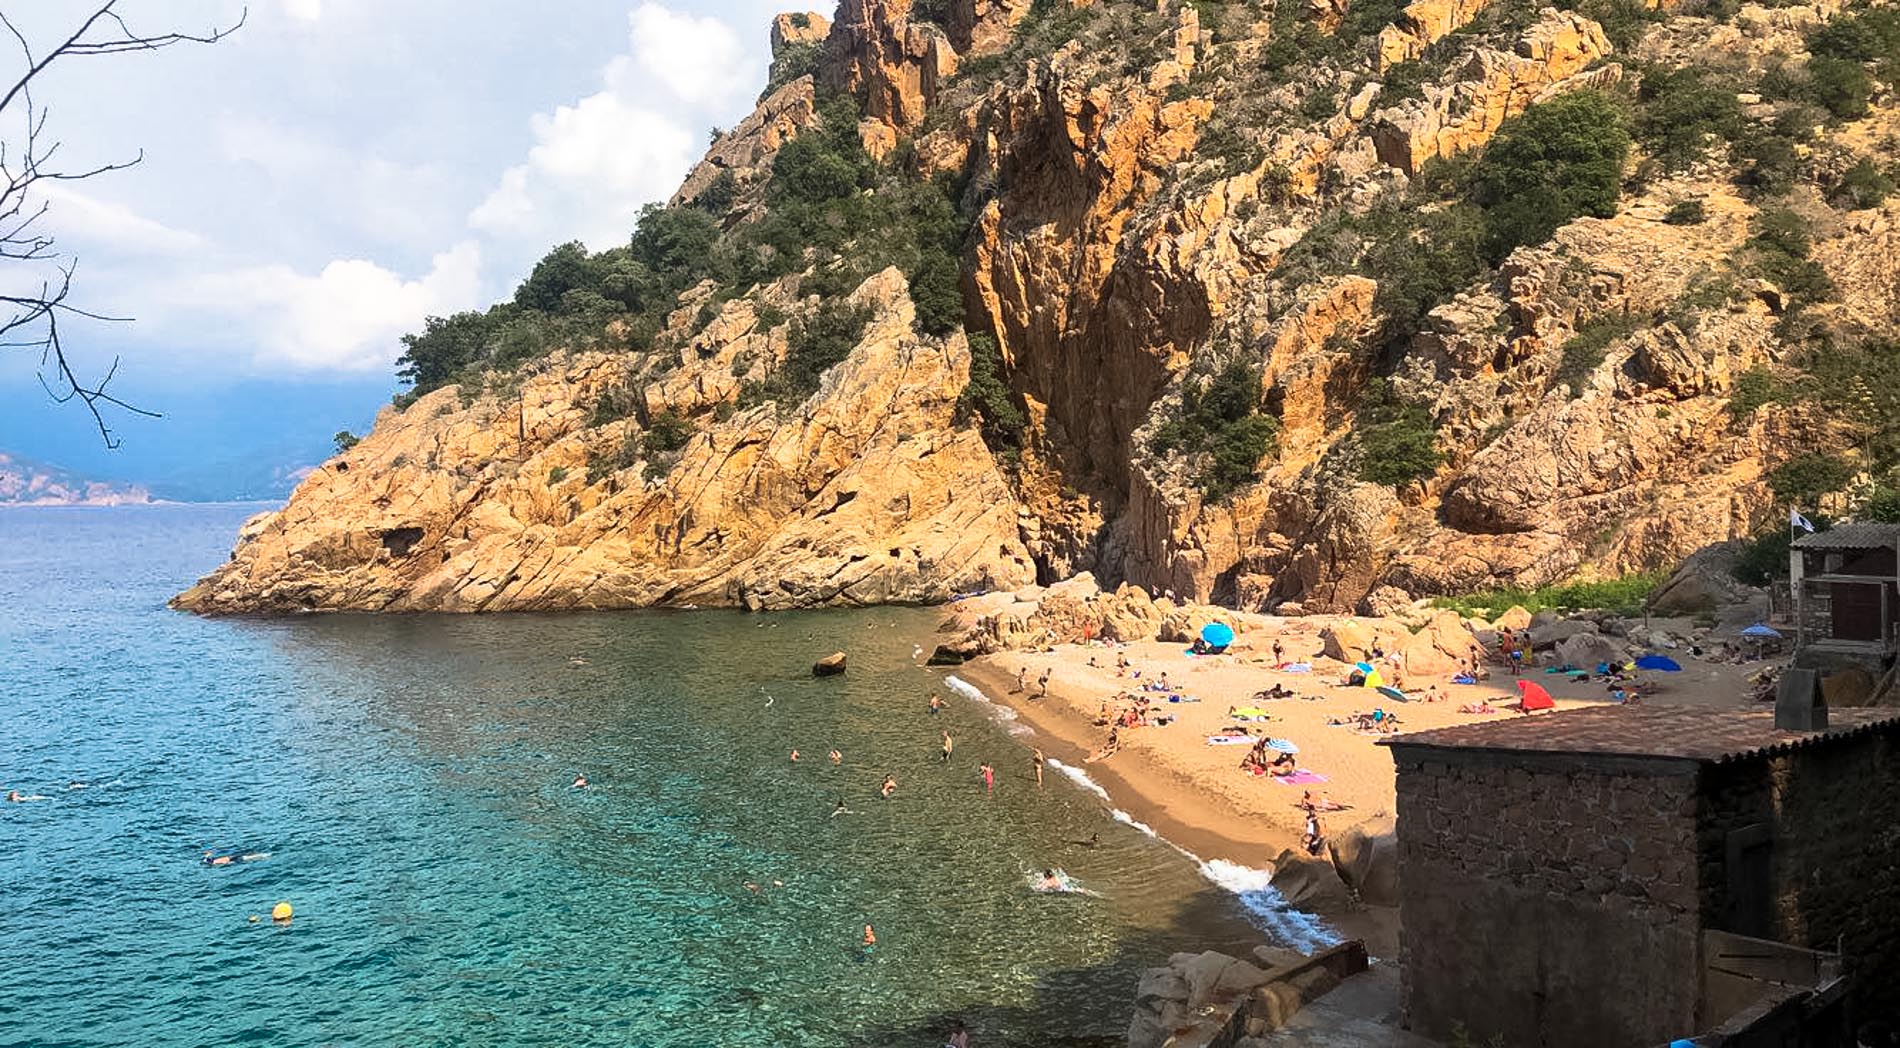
[1740,624,1783,639]
[1634,655,1682,672]
[1266,738,1299,754]
[1200,622,1235,648]
[1377,685,1409,702]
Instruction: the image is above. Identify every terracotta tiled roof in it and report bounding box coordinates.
[1384,704,1900,763]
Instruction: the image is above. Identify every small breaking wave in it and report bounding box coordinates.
[944,673,1339,949]
[1198,859,1338,954]
[1046,758,1110,803]
[943,674,1033,735]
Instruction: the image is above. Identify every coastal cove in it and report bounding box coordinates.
[1,504,1305,1047]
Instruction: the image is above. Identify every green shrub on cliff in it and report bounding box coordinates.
[1355,379,1441,487]
[738,301,874,409]
[1151,358,1281,504]
[1467,90,1630,265]
[957,333,1026,451]
[1767,452,1856,504]
[1631,66,1744,172]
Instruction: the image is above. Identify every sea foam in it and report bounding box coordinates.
[944,674,1034,735]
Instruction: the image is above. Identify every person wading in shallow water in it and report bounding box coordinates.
[1032,748,1045,787]
[880,775,896,799]
[940,731,954,763]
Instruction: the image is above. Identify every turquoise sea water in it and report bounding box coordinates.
[0,505,1291,1047]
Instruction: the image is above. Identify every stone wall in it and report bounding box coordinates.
[1697,729,1900,1025]
[1392,749,1704,1047]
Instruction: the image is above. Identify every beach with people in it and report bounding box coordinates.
[948,605,1775,872]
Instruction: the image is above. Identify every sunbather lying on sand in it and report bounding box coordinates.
[1459,701,1499,714]
[1298,790,1349,812]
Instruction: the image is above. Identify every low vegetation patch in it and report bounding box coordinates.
[1553,313,1640,396]
[1430,573,1665,619]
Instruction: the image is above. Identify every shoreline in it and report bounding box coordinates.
[950,659,1303,867]
[947,657,1401,955]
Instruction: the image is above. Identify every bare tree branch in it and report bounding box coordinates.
[0,2,245,446]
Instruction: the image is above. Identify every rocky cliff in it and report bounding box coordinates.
[179,0,1900,615]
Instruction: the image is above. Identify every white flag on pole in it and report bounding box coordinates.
[1790,508,1816,533]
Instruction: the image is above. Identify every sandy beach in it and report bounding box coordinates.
[950,615,1773,869]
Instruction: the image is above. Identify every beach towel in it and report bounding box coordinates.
[1516,680,1555,711]
[1206,734,1256,745]
[1272,770,1328,785]
[1451,673,1477,685]
[1283,663,1313,673]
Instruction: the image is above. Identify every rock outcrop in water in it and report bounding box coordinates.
[179,0,1900,615]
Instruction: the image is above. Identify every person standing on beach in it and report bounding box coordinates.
[1032,748,1045,787]
[1037,670,1051,698]
[980,762,995,791]
[1271,639,1285,665]
[1014,668,1027,693]
[941,731,955,763]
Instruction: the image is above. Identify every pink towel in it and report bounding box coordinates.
[1272,770,1328,785]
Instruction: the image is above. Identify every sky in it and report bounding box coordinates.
[0,0,793,497]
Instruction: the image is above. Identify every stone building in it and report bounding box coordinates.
[1790,523,1900,668]
[1386,704,1900,1047]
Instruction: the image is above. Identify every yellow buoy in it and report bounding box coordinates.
[270,902,293,922]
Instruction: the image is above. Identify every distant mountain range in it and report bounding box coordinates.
[0,451,154,506]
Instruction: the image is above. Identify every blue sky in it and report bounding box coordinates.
[0,0,791,496]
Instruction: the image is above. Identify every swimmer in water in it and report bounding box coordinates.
[572,774,588,789]
[980,762,995,791]
[202,851,235,867]
[832,798,856,817]
[862,924,877,951]
[5,790,20,803]
[828,749,842,764]
[789,749,800,762]
[1038,868,1065,891]
[880,775,896,799]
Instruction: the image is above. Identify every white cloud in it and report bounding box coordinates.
[281,0,323,22]
[467,2,761,254]
[181,241,483,371]
[623,3,754,107]
[36,184,206,257]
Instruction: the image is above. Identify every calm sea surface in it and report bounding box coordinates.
[0,504,1280,1048]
